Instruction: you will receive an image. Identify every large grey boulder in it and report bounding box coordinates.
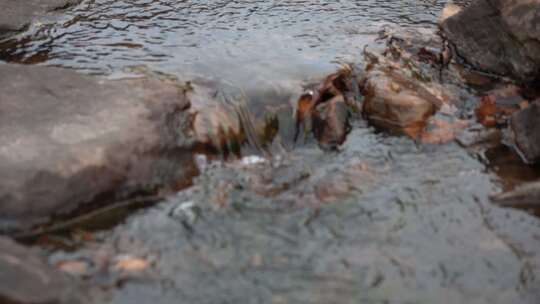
[0,64,196,233]
[0,236,88,304]
[441,0,540,83]
[0,0,82,39]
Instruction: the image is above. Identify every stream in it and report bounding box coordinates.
[2,0,540,303]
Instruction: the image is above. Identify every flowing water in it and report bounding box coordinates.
[2,1,540,303]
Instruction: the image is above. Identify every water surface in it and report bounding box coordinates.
[3,1,538,303]
[1,0,449,86]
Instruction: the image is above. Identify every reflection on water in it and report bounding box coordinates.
[0,0,449,84]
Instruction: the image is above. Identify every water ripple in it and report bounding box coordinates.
[1,0,451,84]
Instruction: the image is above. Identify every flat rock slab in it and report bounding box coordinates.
[0,64,196,233]
[441,0,540,83]
[0,0,81,39]
[0,236,88,304]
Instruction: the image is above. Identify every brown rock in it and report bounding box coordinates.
[508,100,540,163]
[186,84,245,156]
[441,0,540,83]
[492,180,540,208]
[295,66,357,149]
[362,67,441,137]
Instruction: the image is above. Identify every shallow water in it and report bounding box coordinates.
[0,0,449,85]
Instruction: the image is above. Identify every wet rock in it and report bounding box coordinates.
[507,100,540,163]
[438,3,462,23]
[186,84,244,156]
[0,64,196,233]
[419,116,468,144]
[0,236,88,304]
[312,95,351,150]
[356,28,482,138]
[295,67,357,150]
[492,180,540,209]
[385,28,486,107]
[0,0,82,39]
[359,28,488,140]
[441,0,540,83]
[361,67,440,137]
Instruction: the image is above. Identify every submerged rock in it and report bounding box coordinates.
[0,0,82,39]
[492,180,540,208]
[420,116,469,144]
[0,64,197,233]
[0,236,88,304]
[441,0,540,83]
[507,100,540,164]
